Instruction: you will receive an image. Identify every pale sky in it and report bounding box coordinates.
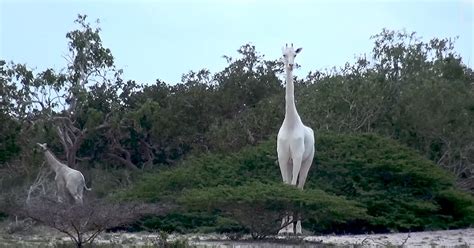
[1,0,473,85]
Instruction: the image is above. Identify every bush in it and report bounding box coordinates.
[179,182,366,238]
[435,189,474,228]
[123,132,474,234]
[308,133,462,232]
[0,212,6,221]
[3,196,170,248]
[139,212,217,234]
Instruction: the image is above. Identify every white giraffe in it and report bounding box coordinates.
[37,143,91,204]
[277,44,315,235]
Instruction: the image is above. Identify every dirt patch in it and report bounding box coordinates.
[303,228,474,247]
[1,221,473,247]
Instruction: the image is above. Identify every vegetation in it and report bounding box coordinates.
[2,195,169,248]
[179,182,366,238]
[0,14,473,239]
[122,133,473,235]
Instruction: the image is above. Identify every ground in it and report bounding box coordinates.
[0,221,472,247]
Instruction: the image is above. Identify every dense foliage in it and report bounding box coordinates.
[179,182,366,238]
[123,133,473,234]
[1,15,473,235]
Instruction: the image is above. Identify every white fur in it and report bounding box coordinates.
[277,44,315,235]
[37,143,91,204]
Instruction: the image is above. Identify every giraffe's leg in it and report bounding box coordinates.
[290,139,304,186]
[56,182,66,203]
[292,206,303,235]
[277,146,291,184]
[73,194,83,204]
[287,215,294,234]
[75,185,84,204]
[291,154,303,186]
[278,216,290,235]
[294,147,315,235]
[277,145,294,234]
[286,159,293,184]
[278,215,294,235]
[295,218,302,235]
[298,148,315,189]
[66,182,82,204]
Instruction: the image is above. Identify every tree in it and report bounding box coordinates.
[51,14,120,169]
[0,14,123,170]
[214,44,282,119]
[298,29,474,191]
[179,182,366,239]
[369,29,474,191]
[4,196,170,248]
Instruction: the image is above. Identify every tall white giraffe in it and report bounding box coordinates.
[37,143,91,204]
[277,43,315,235]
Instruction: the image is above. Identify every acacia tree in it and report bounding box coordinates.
[51,14,121,168]
[2,196,170,248]
[1,15,130,170]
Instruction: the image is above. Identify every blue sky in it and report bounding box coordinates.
[1,0,473,85]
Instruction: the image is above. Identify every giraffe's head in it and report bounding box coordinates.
[281,43,302,71]
[36,143,48,151]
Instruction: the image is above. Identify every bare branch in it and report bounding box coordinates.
[107,153,138,171]
[400,233,411,247]
[6,197,172,247]
[26,162,53,205]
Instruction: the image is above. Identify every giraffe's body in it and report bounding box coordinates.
[37,143,91,204]
[277,44,315,235]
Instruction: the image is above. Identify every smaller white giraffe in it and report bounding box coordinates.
[37,143,91,204]
[277,43,315,235]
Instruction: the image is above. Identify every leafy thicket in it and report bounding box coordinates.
[1,15,473,235]
[179,182,366,238]
[122,133,474,234]
[298,31,473,191]
[307,134,473,232]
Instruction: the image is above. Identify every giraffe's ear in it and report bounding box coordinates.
[295,47,302,54]
[36,143,47,150]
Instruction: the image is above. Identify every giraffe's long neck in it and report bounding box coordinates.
[285,67,299,123]
[44,150,67,173]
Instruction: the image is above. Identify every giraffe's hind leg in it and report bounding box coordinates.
[72,194,83,204]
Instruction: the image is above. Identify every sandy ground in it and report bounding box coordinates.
[0,225,473,247]
[190,229,474,247]
[302,228,473,247]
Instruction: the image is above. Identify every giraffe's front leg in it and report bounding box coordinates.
[278,215,295,235]
[56,186,66,203]
[295,219,302,235]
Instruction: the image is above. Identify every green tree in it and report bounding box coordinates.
[298,29,473,191]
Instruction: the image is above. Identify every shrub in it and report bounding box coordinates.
[3,196,170,248]
[179,182,366,238]
[123,132,474,234]
[307,133,469,232]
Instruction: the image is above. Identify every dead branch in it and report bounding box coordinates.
[107,152,138,171]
